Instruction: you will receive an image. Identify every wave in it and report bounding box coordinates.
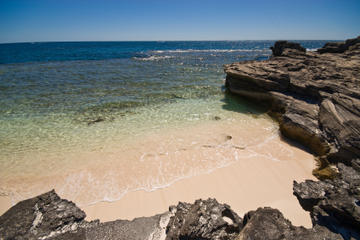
[306,48,318,52]
[133,55,173,61]
[151,49,271,53]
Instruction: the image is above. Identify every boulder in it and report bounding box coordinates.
[237,207,341,240]
[165,198,242,240]
[270,40,306,56]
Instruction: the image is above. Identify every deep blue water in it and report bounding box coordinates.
[0,41,326,64]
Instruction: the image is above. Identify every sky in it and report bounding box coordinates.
[0,0,359,43]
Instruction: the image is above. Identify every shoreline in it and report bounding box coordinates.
[82,142,315,227]
[0,116,316,227]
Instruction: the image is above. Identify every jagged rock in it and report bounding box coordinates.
[0,190,95,240]
[165,198,242,240]
[270,40,306,56]
[318,36,360,53]
[0,190,171,240]
[237,207,341,240]
[293,164,360,239]
[226,37,360,239]
[51,212,172,240]
[225,36,360,164]
[293,180,333,211]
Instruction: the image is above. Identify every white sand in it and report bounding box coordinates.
[0,115,316,227]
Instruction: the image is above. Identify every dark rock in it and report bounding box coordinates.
[225,37,360,239]
[237,207,341,240]
[0,190,93,239]
[51,213,172,240]
[225,36,360,165]
[293,180,333,211]
[318,36,360,54]
[293,164,360,239]
[270,40,306,56]
[165,198,242,240]
[0,190,171,240]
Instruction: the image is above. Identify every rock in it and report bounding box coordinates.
[270,40,306,56]
[0,190,93,239]
[318,36,360,54]
[165,198,242,240]
[237,207,341,240]
[225,37,360,239]
[293,180,333,211]
[293,164,360,239]
[51,213,172,240]
[0,190,171,240]
[225,37,360,164]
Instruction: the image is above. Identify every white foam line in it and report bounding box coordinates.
[150,49,271,53]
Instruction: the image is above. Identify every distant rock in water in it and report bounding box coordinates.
[317,36,360,54]
[270,40,306,56]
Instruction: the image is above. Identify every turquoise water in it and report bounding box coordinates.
[0,41,328,205]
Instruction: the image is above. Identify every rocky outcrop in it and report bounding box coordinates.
[165,198,242,240]
[318,36,360,54]
[294,160,360,239]
[225,36,360,166]
[270,40,306,56]
[0,192,344,240]
[225,37,360,239]
[237,207,341,240]
[0,190,171,240]
[0,190,95,240]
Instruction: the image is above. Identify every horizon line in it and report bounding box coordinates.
[0,39,342,44]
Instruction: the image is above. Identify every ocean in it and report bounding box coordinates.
[0,41,328,206]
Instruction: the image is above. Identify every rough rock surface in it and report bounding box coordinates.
[225,37,360,239]
[294,160,360,239]
[0,190,94,240]
[237,207,341,240]
[0,190,171,240]
[165,198,243,240]
[225,36,360,164]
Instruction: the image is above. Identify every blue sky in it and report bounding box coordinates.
[0,0,359,43]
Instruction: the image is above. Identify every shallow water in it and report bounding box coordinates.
[0,41,327,206]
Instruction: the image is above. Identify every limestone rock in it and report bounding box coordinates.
[0,190,170,240]
[293,163,360,239]
[165,198,242,240]
[237,207,341,240]
[225,36,360,164]
[0,190,91,240]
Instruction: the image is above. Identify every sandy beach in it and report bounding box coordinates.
[83,131,315,227]
[0,114,316,228]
